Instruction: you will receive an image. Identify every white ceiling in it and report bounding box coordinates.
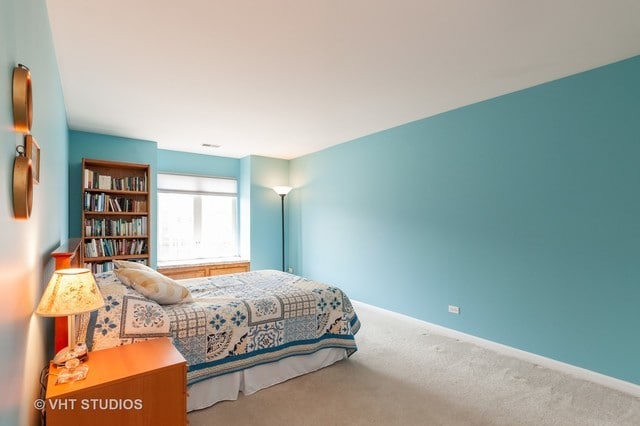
[45,0,640,160]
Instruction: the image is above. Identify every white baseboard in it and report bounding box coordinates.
[353,300,640,398]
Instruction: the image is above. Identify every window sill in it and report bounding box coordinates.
[157,258,250,280]
[157,257,249,269]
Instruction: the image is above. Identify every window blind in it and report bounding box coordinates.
[157,173,237,195]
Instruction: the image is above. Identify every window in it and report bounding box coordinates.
[157,173,238,262]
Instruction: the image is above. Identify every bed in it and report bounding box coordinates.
[80,266,360,411]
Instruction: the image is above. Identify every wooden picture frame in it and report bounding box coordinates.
[25,134,40,184]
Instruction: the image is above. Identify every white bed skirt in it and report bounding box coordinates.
[187,347,348,412]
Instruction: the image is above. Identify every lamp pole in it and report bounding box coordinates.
[279,193,286,272]
[273,186,292,272]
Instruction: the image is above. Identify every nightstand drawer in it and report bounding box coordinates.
[45,338,186,425]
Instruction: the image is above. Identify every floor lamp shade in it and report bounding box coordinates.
[273,186,292,196]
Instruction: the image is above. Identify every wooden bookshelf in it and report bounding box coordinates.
[81,158,151,273]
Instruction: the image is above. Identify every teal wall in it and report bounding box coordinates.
[158,149,240,178]
[240,156,290,270]
[240,156,252,260]
[289,56,640,385]
[158,149,242,259]
[69,139,287,271]
[0,1,69,424]
[68,131,158,266]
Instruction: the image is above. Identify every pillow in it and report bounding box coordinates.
[113,259,154,271]
[114,268,192,304]
[88,271,171,351]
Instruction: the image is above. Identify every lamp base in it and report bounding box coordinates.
[56,358,89,384]
[53,342,88,366]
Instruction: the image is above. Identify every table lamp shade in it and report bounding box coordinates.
[36,268,104,317]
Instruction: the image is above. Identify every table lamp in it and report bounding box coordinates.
[36,268,104,376]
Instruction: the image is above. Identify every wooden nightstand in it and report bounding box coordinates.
[45,338,187,426]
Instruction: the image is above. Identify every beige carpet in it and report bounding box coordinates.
[188,301,640,425]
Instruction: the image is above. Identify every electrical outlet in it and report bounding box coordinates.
[448,305,460,315]
[287,267,294,273]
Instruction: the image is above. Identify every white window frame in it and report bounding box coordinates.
[157,173,239,263]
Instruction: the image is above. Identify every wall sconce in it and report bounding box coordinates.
[12,145,33,219]
[11,64,36,219]
[12,64,33,133]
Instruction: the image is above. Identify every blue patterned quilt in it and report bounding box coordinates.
[88,270,360,386]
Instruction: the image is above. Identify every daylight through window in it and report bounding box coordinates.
[157,173,238,262]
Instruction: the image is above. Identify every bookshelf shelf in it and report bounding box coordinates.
[83,235,150,239]
[83,254,149,262]
[84,212,149,216]
[84,188,150,195]
[81,158,151,273]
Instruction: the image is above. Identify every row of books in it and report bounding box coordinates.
[84,169,147,192]
[84,261,116,273]
[84,259,148,273]
[84,238,147,258]
[84,217,148,237]
[84,192,147,213]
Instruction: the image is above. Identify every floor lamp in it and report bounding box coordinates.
[273,186,292,272]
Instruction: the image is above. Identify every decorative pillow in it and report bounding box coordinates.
[119,295,171,338]
[114,268,192,304]
[113,259,154,271]
[88,271,171,351]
